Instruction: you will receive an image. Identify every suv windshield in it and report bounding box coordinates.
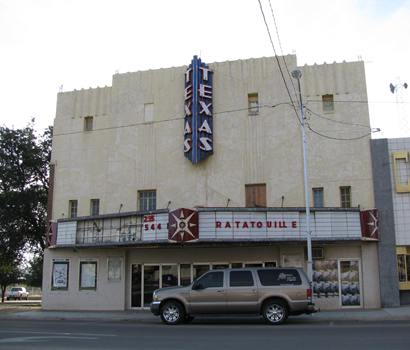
[11,288,22,292]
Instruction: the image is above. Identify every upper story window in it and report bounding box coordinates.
[245,184,266,207]
[138,190,156,211]
[84,116,93,131]
[340,186,351,208]
[68,200,78,218]
[90,199,100,216]
[248,93,259,115]
[144,103,154,123]
[312,187,324,207]
[322,94,334,112]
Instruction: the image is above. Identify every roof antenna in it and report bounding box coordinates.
[166,201,171,209]
[226,198,231,207]
[119,203,123,213]
[281,196,285,208]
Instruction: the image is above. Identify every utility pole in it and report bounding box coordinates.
[291,69,313,300]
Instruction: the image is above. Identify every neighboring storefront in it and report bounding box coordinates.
[43,207,380,310]
[372,138,410,306]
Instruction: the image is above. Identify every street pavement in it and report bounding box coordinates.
[1,305,410,324]
[0,318,409,350]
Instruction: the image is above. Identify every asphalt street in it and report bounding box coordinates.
[0,318,409,350]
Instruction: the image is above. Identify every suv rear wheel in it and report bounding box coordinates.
[160,301,185,325]
[262,299,288,325]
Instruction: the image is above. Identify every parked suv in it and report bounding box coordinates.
[150,267,316,325]
[7,287,29,300]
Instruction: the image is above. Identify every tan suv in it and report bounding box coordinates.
[150,267,316,325]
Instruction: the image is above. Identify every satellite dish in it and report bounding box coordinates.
[389,83,395,94]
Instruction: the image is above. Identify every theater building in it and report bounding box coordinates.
[372,137,410,306]
[42,55,381,311]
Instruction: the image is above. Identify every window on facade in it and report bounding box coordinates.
[144,103,154,122]
[312,187,324,207]
[68,200,78,218]
[340,186,351,208]
[322,94,334,112]
[245,184,266,207]
[90,199,100,216]
[138,190,156,211]
[196,271,223,288]
[79,261,97,290]
[248,93,259,115]
[230,271,254,287]
[397,254,410,282]
[84,116,93,131]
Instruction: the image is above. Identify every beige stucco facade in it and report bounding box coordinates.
[51,56,374,218]
[43,55,380,311]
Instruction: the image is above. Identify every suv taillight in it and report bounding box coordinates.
[306,288,312,299]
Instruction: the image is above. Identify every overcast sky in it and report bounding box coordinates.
[1,0,409,138]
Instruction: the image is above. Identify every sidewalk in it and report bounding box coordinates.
[1,306,410,324]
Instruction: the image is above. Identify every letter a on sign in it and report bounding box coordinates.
[198,120,212,134]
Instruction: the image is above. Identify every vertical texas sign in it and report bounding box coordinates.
[184,56,213,164]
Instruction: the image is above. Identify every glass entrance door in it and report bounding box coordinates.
[143,265,160,307]
[131,264,142,308]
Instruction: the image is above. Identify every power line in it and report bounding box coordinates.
[257,0,302,126]
[267,0,299,103]
[52,103,289,137]
[307,124,379,141]
[305,107,373,129]
[306,99,410,104]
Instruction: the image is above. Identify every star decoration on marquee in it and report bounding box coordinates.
[366,210,378,238]
[168,208,199,242]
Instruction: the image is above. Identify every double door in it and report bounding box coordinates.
[131,264,178,308]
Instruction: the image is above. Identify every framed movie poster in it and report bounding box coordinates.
[79,261,97,290]
[339,259,361,307]
[52,261,69,290]
[108,257,122,281]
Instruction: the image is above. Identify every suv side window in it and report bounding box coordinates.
[229,270,254,287]
[257,269,302,286]
[196,271,224,288]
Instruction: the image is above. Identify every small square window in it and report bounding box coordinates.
[84,116,93,131]
[248,93,259,115]
[138,190,156,211]
[322,94,334,112]
[312,187,324,207]
[245,184,266,207]
[90,199,100,216]
[68,200,78,218]
[340,186,351,208]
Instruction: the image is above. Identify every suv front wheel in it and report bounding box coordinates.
[160,301,185,325]
[262,299,288,325]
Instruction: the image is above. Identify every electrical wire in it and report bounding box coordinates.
[267,0,299,103]
[305,107,372,129]
[306,99,410,104]
[52,103,289,137]
[307,124,379,141]
[257,0,302,126]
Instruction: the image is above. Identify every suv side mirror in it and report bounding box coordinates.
[192,282,205,290]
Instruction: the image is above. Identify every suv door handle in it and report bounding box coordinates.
[216,290,224,293]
